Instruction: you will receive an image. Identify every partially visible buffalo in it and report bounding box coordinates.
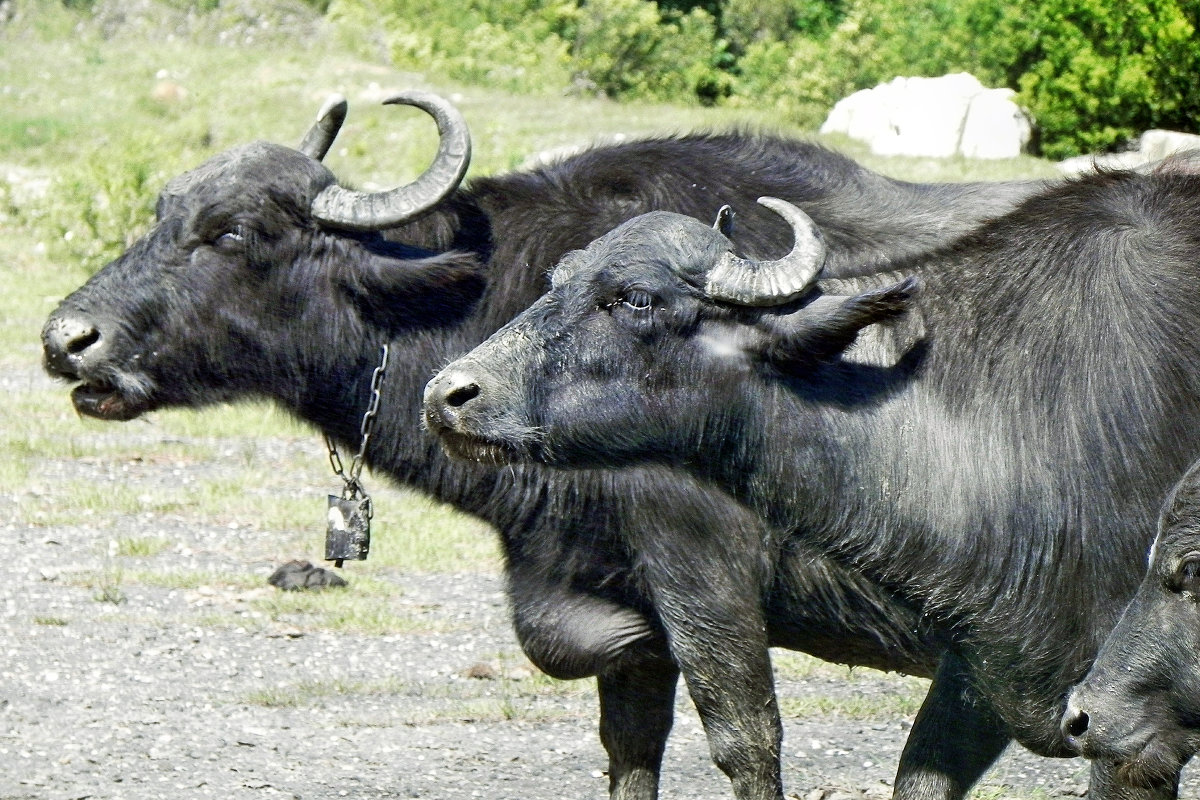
[424,156,1200,799]
[1063,457,1200,787]
[42,90,1046,800]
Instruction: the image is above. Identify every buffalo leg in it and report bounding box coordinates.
[892,652,1010,800]
[1088,759,1179,800]
[598,659,680,800]
[627,510,785,799]
[678,646,783,800]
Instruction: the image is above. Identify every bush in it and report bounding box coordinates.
[559,0,730,102]
[995,0,1200,158]
[332,0,1200,157]
[336,0,729,103]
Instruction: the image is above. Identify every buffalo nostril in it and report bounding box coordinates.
[66,327,101,355]
[43,316,105,376]
[445,382,480,408]
[1065,709,1090,740]
[44,316,102,360]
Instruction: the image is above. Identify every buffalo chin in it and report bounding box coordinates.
[436,430,522,466]
[71,383,152,422]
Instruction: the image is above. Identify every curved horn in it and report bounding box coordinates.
[704,196,826,306]
[311,90,472,231]
[298,93,348,161]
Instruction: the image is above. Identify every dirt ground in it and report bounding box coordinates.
[2,373,1197,800]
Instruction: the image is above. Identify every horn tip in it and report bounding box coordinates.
[317,93,348,120]
[756,196,791,212]
[713,205,734,236]
[382,89,439,107]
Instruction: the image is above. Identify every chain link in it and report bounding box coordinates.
[324,343,389,519]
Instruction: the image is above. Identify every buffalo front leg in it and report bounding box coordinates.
[676,644,783,800]
[626,512,785,798]
[598,659,681,800]
[892,652,1010,800]
[1087,759,1179,800]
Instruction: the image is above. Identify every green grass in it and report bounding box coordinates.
[115,536,171,557]
[249,578,440,635]
[120,568,263,592]
[778,690,926,721]
[243,676,401,707]
[242,665,588,725]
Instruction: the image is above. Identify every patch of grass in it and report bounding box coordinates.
[825,133,1064,183]
[777,689,925,721]
[115,536,171,557]
[365,488,500,573]
[252,676,590,725]
[250,576,446,635]
[772,650,930,721]
[151,402,311,439]
[772,650,917,683]
[970,787,1064,800]
[92,569,127,605]
[0,116,73,153]
[33,615,69,626]
[120,568,262,592]
[244,675,408,707]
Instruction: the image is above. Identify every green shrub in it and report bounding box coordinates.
[996,0,1199,158]
[558,0,730,102]
[725,0,1200,157]
[338,0,729,103]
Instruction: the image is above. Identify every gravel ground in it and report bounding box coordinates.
[2,377,1196,800]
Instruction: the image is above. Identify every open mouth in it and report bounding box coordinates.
[435,429,524,466]
[70,382,152,422]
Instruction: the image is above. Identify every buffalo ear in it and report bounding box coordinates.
[338,251,486,331]
[762,277,918,368]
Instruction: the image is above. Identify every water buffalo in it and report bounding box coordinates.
[424,157,1200,799]
[42,90,1046,800]
[1062,457,1200,788]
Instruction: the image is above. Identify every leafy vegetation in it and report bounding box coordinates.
[327,0,1200,157]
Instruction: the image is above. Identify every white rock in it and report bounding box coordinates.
[822,73,1031,159]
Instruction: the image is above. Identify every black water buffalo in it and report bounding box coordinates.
[41,91,1046,800]
[425,157,1200,799]
[1062,457,1200,787]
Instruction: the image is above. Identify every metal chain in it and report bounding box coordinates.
[324,343,389,519]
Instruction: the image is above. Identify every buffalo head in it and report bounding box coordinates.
[42,91,480,421]
[1061,457,1200,793]
[423,197,917,468]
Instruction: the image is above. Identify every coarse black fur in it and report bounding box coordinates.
[425,154,1200,799]
[43,122,1044,800]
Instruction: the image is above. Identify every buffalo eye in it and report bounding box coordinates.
[213,224,246,250]
[1167,553,1200,596]
[603,287,661,331]
[620,289,654,312]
